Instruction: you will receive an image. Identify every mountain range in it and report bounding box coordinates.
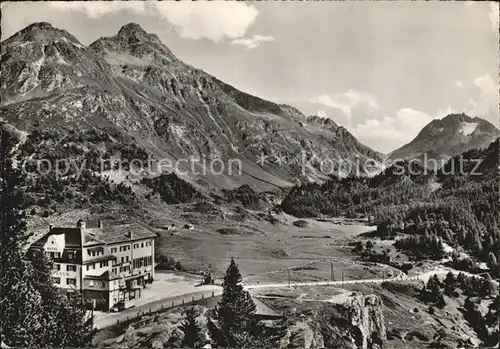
[1,22,498,193]
[0,22,384,192]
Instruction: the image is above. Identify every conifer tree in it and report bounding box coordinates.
[209,258,256,347]
[181,307,201,348]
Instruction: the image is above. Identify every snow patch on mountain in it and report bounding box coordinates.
[459,122,478,136]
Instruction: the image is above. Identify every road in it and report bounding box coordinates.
[94,266,467,330]
[93,288,223,329]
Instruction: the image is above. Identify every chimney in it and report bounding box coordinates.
[77,219,86,230]
[49,224,53,232]
[98,220,104,229]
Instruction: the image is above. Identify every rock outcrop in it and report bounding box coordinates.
[344,293,386,349]
[94,293,387,349]
[278,292,386,349]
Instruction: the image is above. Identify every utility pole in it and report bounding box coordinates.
[91,299,95,330]
[330,260,334,282]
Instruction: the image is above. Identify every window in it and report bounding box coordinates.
[68,251,75,259]
[54,264,61,271]
[111,247,117,253]
[101,282,105,288]
[92,263,96,270]
[86,265,90,271]
[121,257,124,263]
[66,278,77,286]
[55,252,61,259]
[125,256,129,262]
[141,242,144,248]
[66,265,77,272]
[52,277,61,284]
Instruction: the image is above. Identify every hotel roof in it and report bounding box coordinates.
[31,222,157,249]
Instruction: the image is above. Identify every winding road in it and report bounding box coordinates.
[93,266,471,330]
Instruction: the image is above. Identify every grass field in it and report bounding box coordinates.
[148,207,392,283]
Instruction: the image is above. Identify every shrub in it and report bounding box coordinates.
[293,220,309,228]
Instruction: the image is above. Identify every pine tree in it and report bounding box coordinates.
[181,307,201,348]
[0,152,92,347]
[209,258,256,347]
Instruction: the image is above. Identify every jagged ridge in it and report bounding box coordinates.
[1,22,384,190]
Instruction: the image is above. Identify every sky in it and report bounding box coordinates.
[2,1,499,153]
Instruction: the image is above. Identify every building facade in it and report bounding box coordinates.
[29,220,157,311]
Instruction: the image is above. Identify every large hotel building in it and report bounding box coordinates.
[29,220,157,311]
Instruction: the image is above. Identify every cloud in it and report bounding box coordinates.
[489,2,499,32]
[153,2,258,42]
[436,105,459,118]
[316,110,328,118]
[49,1,259,43]
[49,2,148,19]
[466,73,499,119]
[455,81,463,88]
[309,90,379,122]
[230,34,276,50]
[354,108,434,153]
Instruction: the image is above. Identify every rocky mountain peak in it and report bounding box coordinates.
[90,23,178,66]
[22,21,55,32]
[307,115,339,131]
[1,22,385,189]
[389,112,500,168]
[4,22,83,47]
[117,23,149,37]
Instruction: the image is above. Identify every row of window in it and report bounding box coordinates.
[110,241,151,253]
[89,281,106,288]
[52,277,76,285]
[46,251,76,259]
[46,252,61,259]
[87,249,103,257]
[54,264,77,272]
[132,241,152,249]
[112,265,130,274]
[85,260,110,271]
[132,256,153,269]
[110,245,131,253]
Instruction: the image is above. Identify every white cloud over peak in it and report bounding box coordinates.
[153,2,258,42]
[354,108,434,153]
[489,2,499,32]
[49,1,260,43]
[467,73,499,119]
[309,90,379,121]
[49,1,148,19]
[436,105,459,118]
[316,110,328,119]
[230,34,276,50]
